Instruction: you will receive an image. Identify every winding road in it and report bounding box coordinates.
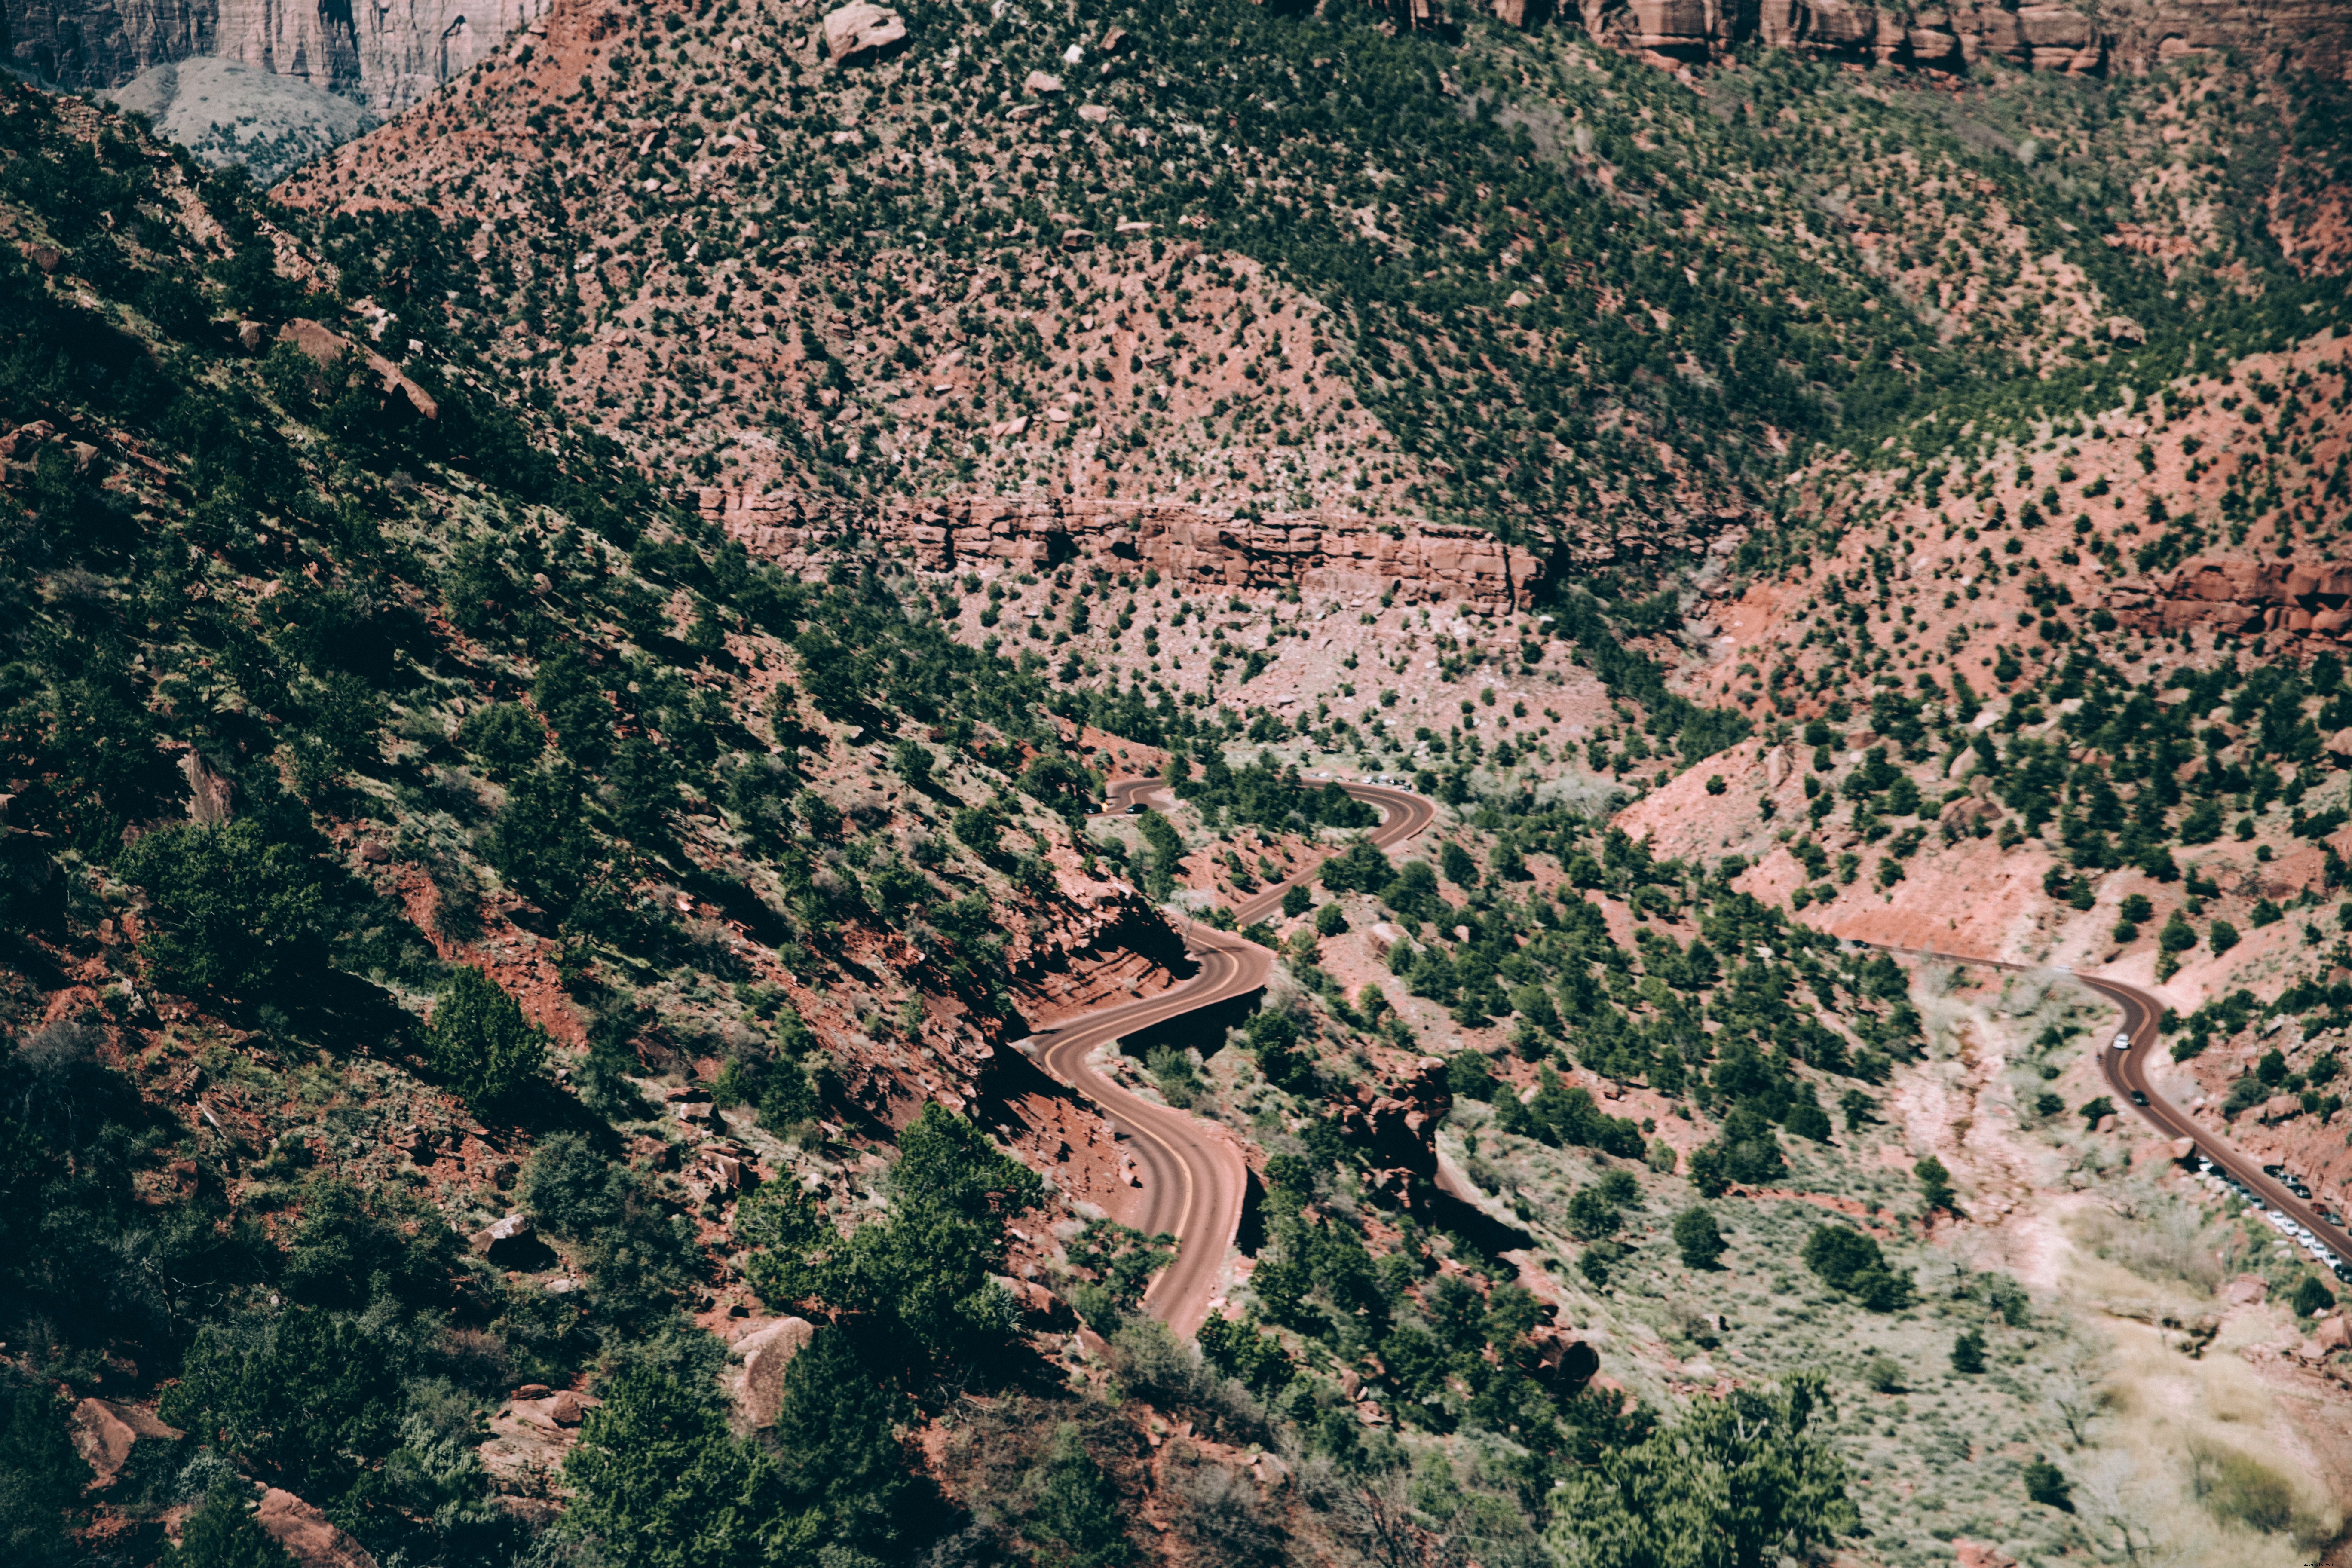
[1030,778,1435,1335]
[1859,942,2352,1274]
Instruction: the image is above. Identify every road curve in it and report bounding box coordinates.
[1031,778,1435,1336]
[1857,942,2352,1275]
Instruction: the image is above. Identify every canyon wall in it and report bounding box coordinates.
[3,0,546,116]
[680,489,1554,609]
[1556,0,2350,78]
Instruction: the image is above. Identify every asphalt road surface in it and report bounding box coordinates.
[1032,778,1434,1335]
[1861,942,2352,1277]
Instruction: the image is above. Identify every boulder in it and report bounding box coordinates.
[472,1214,557,1270]
[68,1399,181,1489]
[1024,69,1065,94]
[818,2,905,62]
[2224,1274,2269,1306]
[1526,1325,1600,1394]
[2263,1094,2303,1124]
[277,319,438,421]
[731,1315,817,1427]
[181,750,236,824]
[257,1488,380,1568]
[2318,1314,2352,1352]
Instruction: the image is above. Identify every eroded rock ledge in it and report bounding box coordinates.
[2108,558,2352,641]
[682,490,1550,608]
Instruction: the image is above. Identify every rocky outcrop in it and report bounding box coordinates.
[2107,557,2352,642]
[67,1398,181,1489]
[256,1487,379,1568]
[1339,1055,1453,1201]
[815,2,903,64]
[729,1315,815,1427]
[5,0,549,117]
[279,319,439,420]
[681,490,1548,610]
[1559,0,2349,78]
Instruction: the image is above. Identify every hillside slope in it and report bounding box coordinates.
[7,3,2352,1565]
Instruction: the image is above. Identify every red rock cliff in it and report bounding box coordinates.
[2107,557,2352,640]
[680,489,1550,609]
[1559,0,2348,77]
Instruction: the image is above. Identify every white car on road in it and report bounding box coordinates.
[2113,1032,2132,1051]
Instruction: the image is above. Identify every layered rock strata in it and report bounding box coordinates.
[4,0,548,116]
[681,490,1548,609]
[1560,0,2349,78]
[2107,557,2352,640]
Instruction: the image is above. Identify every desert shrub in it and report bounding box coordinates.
[426,966,545,1111]
[1800,1224,1910,1311]
[1672,1206,1725,1269]
[1064,1220,1174,1330]
[116,820,328,996]
[2189,1441,2295,1534]
[162,1307,403,1509]
[1146,1046,1204,1109]
[456,701,545,780]
[1544,1376,1855,1568]
[2024,1457,2074,1512]
[2073,1188,2222,1291]
[168,1486,294,1568]
[0,1370,89,1568]
[1022,1424,1135,1568]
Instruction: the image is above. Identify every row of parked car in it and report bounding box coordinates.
[2202,1157,2352,1285]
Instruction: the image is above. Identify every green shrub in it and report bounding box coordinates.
[1785,1098,1833,1142]
[1672,1205,1725,1269]
[456,701,545,780]
[1545,1377,1856,1567]
[1950,1329,1986,1374]
[168,1488,294,1568]
[1024,1424,1136,1568]
[1280,883,1311,919]
[562,1363,797,1567]
[1801,1225,1910,1311]
[2293,1274,2336,1317]
[116,820,327,996]
[162,1307,402,1507]
[2189,1442,2293,1534]
[426,967,545,1111]
[0,1371,90,1568]
[1314,899,1348,936]
[2024,1457,2074,1512]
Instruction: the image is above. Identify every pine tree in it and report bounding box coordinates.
[1026,1425,1135,1568]
[169,1489,294,1568]
[772,1328,910,1556]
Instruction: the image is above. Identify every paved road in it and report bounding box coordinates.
[1033,778,1434,1335]
[1859,942,2352,1275]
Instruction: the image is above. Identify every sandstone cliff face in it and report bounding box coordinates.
[1562,0,2349,78]
[4,0,546,116]
[2108,557,2352,640]
[681,489,1550,610]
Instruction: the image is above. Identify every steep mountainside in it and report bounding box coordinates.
[6,2,2352,1566]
